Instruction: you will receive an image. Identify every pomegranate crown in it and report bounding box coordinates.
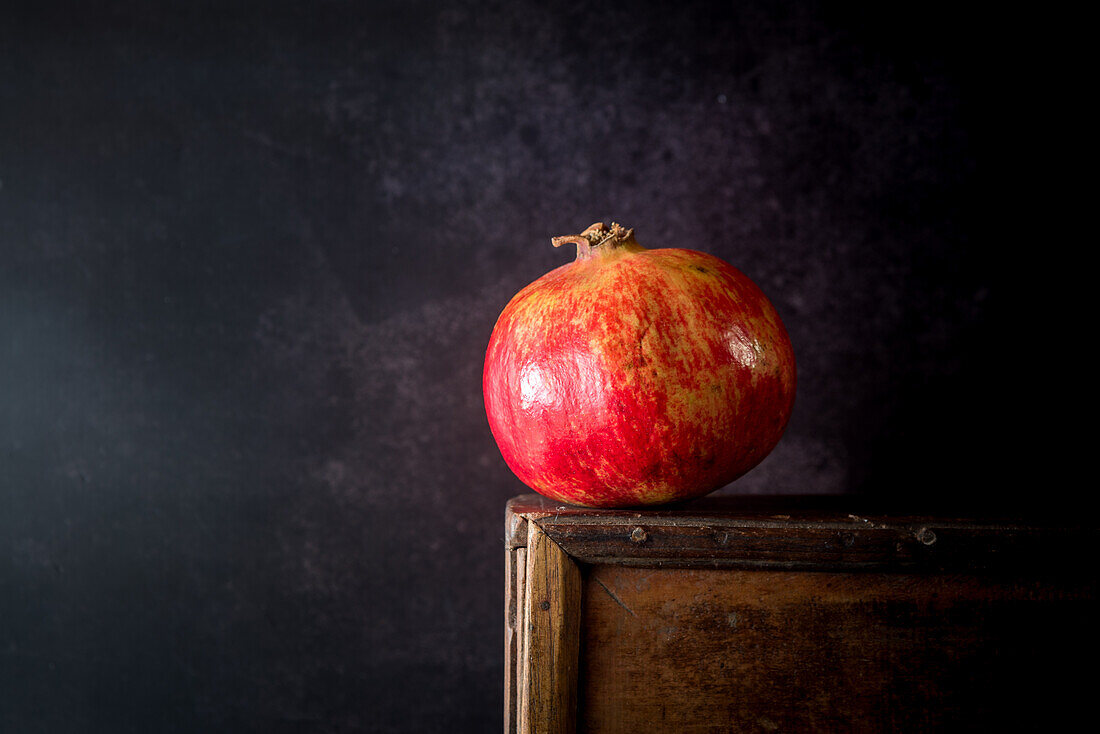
[551,222,637,260]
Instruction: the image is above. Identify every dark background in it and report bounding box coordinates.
[1,1,1076,732]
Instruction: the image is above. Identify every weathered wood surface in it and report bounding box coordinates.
[519,522,582,734]
[505,494,1099,733]
[507,493,1097,572]
[578,565,1096,733]
[504,545,524,734]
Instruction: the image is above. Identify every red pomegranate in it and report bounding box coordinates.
[483,222,796,508]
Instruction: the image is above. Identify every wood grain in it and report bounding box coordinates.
[504,546,523,734]
[578,565,1096,733]
[505,495,1098,733]
[520,522,582,734]
[507,494,1096,572]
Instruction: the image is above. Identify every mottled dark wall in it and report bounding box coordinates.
[1,1,1067,732]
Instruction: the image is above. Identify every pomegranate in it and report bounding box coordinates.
[483,222,796,508]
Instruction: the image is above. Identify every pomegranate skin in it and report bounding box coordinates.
[483,223,795,508]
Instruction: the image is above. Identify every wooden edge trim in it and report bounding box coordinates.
[505,546,526,734]
[506,504,528,550]
[519,522,582,734]
[548,521,1097,572]
[505,496,1098,573]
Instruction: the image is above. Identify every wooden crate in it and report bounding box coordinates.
[504,493,1097,733]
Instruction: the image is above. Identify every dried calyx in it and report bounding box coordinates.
[551,222,637,261]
